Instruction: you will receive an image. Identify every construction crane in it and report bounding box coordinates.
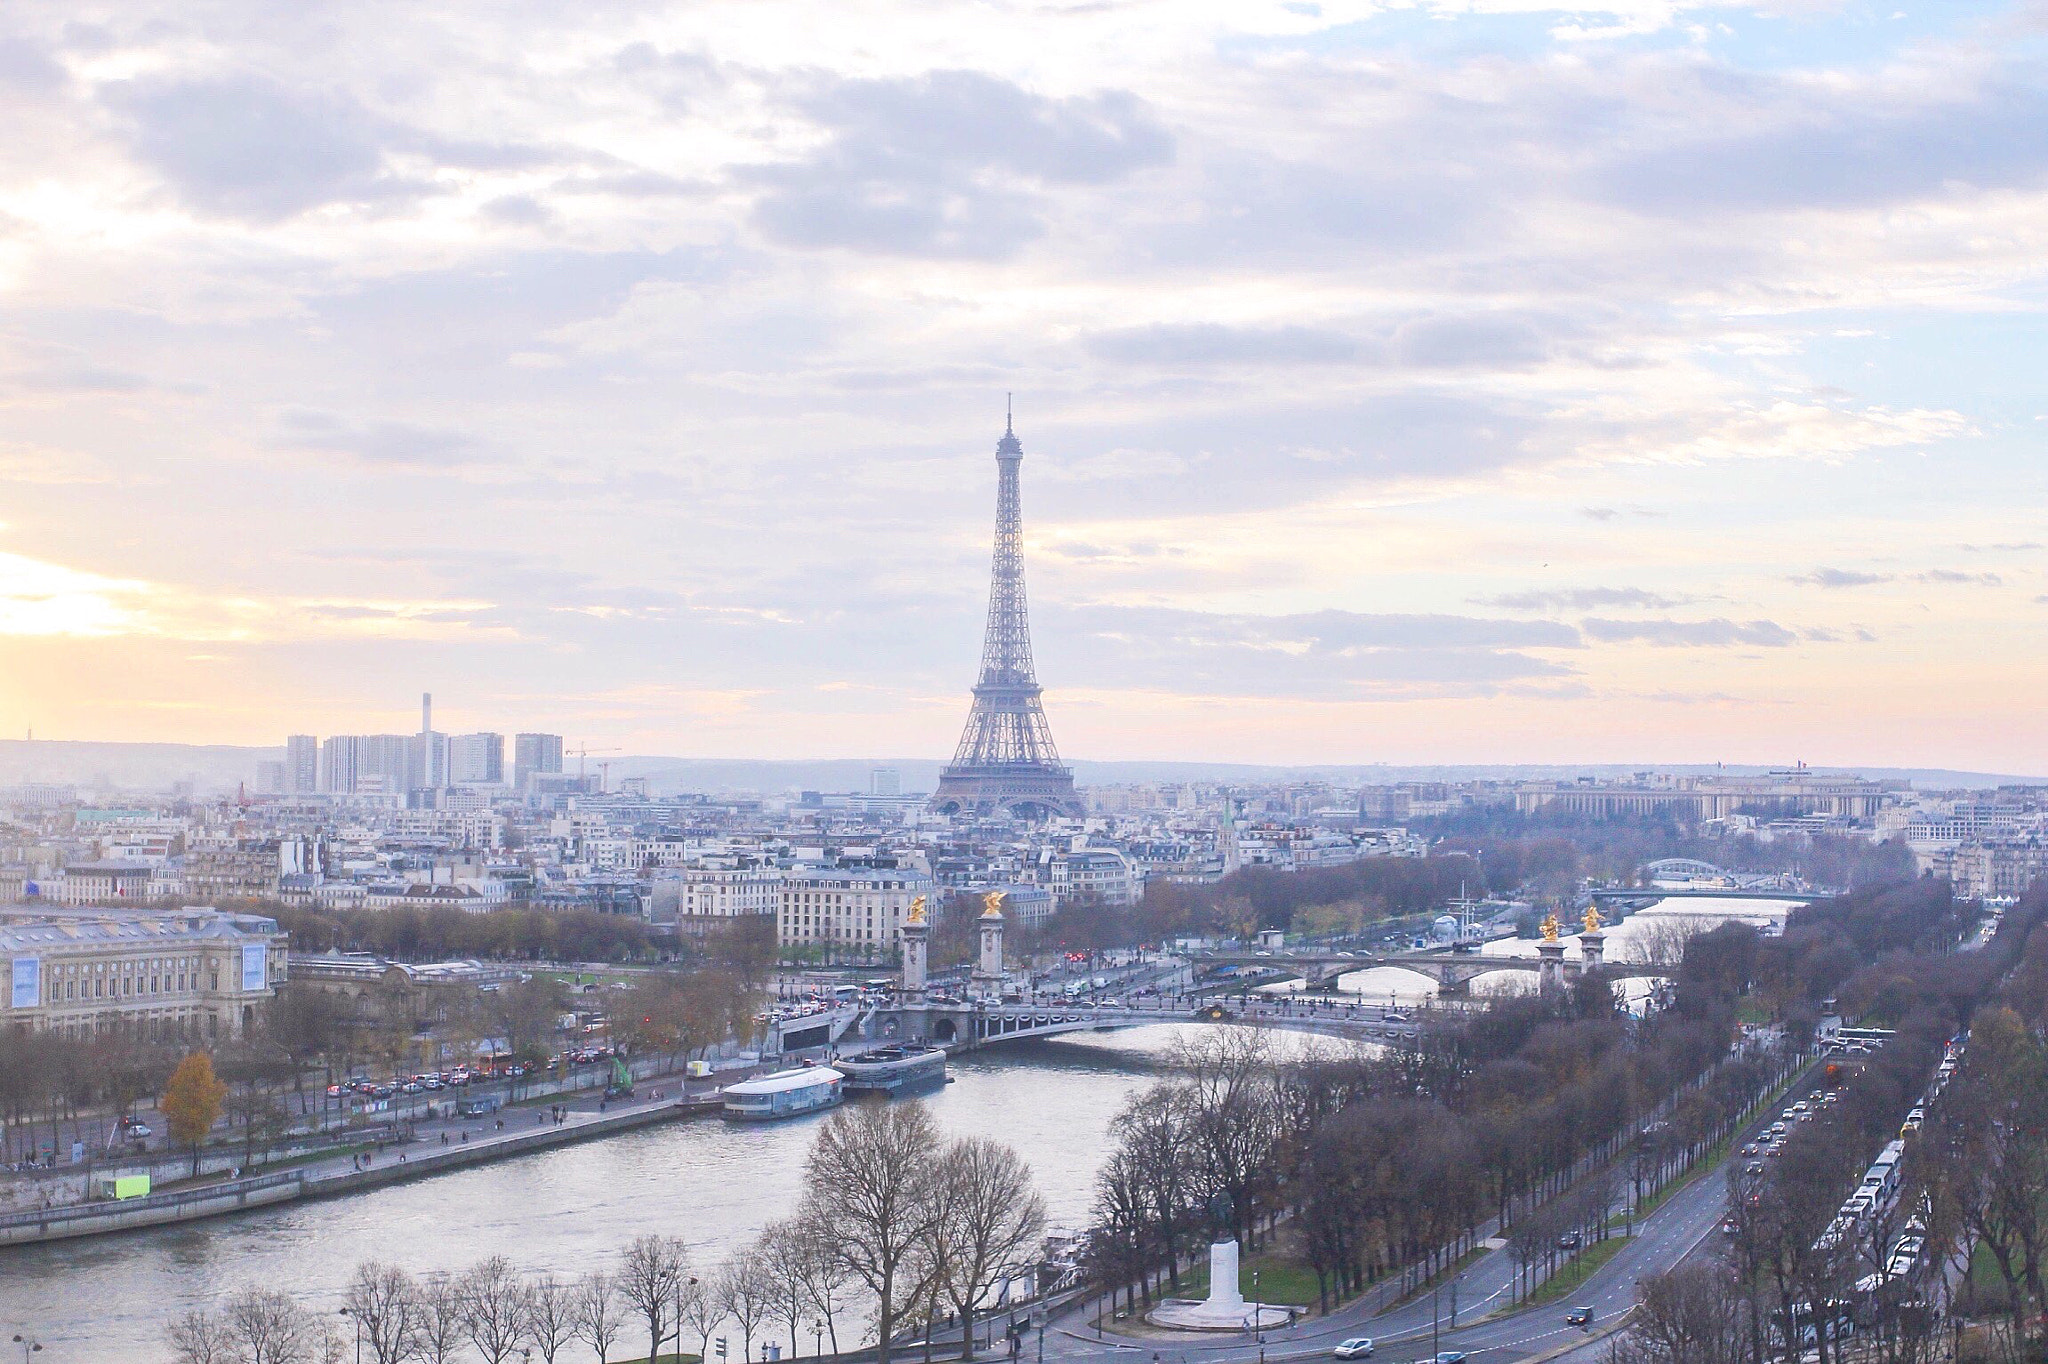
[567,744,621,788]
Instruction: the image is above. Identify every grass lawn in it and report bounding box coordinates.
[1735,996,1773,1026]
[1169,1244,1323,1308]
[1525,1236,1628,1309]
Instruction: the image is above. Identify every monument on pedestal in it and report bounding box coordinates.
[1536,912,1566,993]
[900,897,929,998]
[972,892,1006,999]
[1148,1197,1291,1332]
[1578,906,1606,968]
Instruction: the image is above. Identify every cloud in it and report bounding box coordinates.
[1580,618,1802,647]
[750,70,1172,258]
[1916,569,2003,586]
[101,73,413,220]
[271,410,477,468]
[1085,324,1360,365]
[1481,587,1691,611]
[1793,568,1894,587]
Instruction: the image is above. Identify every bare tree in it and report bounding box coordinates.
[223,1287,323,1364]
[928,1137,1047,1359]
[679,1265,724,1363]
[620,1234,691,1364]
[801,1100,944,1364]
[460,1255,533,1364]
[167,1307,234,1364]
[527,1273,581,1364]
[411,1273,468,1364]
[719,1249,778,1363]
[344,1261,423,1364]
[575,1270,628,1364]
[1620,1265,1751,1364]
[786,1212,854,1353]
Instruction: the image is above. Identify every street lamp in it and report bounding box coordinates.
[813,1320,825,1358]
[11,1336,41,1364]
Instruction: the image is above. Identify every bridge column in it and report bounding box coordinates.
[900,908,929,997]
[973,893,1006,1000]
[1579,931,1606,970]
[1537,940,1566,994]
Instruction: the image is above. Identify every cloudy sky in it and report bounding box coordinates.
[0,0,2044,769]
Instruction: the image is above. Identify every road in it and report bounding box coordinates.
[1035,1064,1822,1364]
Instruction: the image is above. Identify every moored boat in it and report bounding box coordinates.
[721,1066,844,1120]
[836,1044,947,1094]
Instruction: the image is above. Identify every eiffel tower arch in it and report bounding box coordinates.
[930,411,1085,821]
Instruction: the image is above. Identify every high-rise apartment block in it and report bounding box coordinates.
[514,733,564,791]
[285,735,319,795]
[870,767,901,796]
[448,733,505,785]
[320,735,414,795]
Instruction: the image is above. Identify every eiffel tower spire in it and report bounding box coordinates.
[931,409,1083,820]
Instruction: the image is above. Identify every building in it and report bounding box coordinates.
[1041,849,1135,907]
[870,767,901,796]
[51,861,155,905]
[286,735,319,795]
[1,905,287,1040]
[320,735,415,796]
[515,733,564,791]
[1513,769,1887,822]
[653,867,783,933]
[448,732,506,785]
[777,866,935,955]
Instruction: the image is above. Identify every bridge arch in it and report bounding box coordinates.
[1642,857,1726,880]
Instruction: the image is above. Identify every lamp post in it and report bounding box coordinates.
[1253,1270,1264,1364]
[1033,1307,1045,1364]
[11,1336,41,1364]
[813,1320,825,1358]
[339,1305,361,1364]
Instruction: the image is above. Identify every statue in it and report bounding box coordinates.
[1582,905,1604,934]
[906,895,926,926]
[981,891,1006,919]
[1540,912,1561,943]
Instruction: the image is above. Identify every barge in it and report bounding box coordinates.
[836,1044,947,1094]
[721,1066,844,1120]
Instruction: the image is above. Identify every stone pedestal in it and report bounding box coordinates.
[1537,939,1566,994]
[1146,1241,1291,1332]
[900,919,929,997]
[1579,931,1606,969]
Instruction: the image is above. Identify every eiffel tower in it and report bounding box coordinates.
[930,408,1084,820]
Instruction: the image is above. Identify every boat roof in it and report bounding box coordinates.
[724,1067,843,1095]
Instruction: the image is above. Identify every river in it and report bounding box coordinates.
[0,1023,1210,1362]
[0,896,1796,1360]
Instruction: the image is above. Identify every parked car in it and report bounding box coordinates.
[1333,1339,1375,1359]
[1434,1352,1468,1364]
[1566,1308,1595,1327]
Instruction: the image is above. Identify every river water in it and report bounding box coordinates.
[0,1024,1207,1362]
[0,897,1795,1360]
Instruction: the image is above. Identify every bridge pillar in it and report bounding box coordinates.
[973,894,1006,1000]
[900,914,929,997]
[1579,931,1606,970]
[1537,940,1566,994]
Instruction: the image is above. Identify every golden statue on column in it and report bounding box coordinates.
[1540,912,1561,943]
[1582,905,1603,934]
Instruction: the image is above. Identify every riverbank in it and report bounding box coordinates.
[0,1083,723,1247]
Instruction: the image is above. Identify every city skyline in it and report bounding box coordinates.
[1,3,2046,768]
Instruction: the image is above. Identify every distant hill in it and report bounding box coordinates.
[0,739,2035,798]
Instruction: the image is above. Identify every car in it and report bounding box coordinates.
[1557,1231,1581,1250]
[120,1119,152,1138]
[1745,1161,1765,1175]
[1740,1143,1759,1156]
[1434,1352,1468,1364]
[1566,1308,1595,1327]
[1333,1339,1375,1359]
[1720,1217,1739,1236]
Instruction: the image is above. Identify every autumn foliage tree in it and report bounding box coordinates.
[161,1051,228,1175]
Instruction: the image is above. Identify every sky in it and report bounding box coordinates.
[0,0,2046,770]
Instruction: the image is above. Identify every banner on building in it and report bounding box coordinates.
[241,943,266,993]
[10,956,39,1010]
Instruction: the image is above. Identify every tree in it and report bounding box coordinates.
[162,1051,229,1176]
[801,1099,944,1364]
[459,1255,533,1364]
[620,1234,691,1364]
[411,1274,468,1364]
[927,1137,1046,1358]
[223,1287,324,1364]
[343,1261,423,1364]
[575,1270,627,1364]
[527,1273,580,1364]
[167,1307,233,1364]
[1621,1265,1750,1364]
[719,1250,778,1363]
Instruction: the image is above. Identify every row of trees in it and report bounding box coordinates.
[1615,882,2048,1364]
[163,1099,1046,1364]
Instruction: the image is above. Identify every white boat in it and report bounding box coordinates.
[721,1066,844,1120]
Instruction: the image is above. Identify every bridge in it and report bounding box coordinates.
[1588,886,1824,905]
[1192,947,1671,993]
[859,1001,1427,1052]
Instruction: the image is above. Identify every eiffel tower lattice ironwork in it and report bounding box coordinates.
[931,408,1084,820]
